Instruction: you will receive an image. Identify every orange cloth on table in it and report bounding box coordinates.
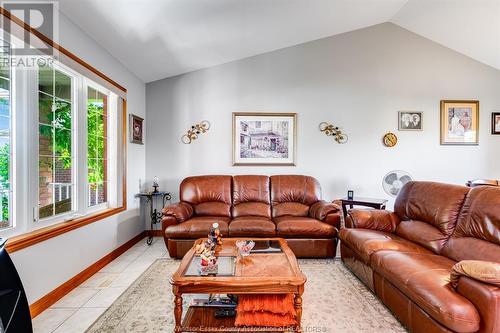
[235,294,297,327]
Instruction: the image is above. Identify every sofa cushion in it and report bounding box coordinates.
[339,229,432,263]
[180,175,232,217]
[273,202,310,218]
[270,175,321,218]
[372,251,480,333]
[442,186,500,263]
[394,181,469,253]
[229,217,276,237]
[395,220,450,254]
[275,216,335,238]
[232,175,271,218]
[165,217,229,239]
[233,175,270,205]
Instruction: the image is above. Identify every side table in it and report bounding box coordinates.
[137,191,171,245]
[340,197,388,221]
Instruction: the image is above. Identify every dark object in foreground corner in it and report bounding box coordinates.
[466,179,499,187]
[0,238,33,333]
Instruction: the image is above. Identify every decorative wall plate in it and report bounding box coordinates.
[383,132,398,147]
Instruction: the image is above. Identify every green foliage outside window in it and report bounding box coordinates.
[87,101,105,185]
[37,98,105,185]
[0,143,9,222]
[39,98,72,168]
[0,96,9,223]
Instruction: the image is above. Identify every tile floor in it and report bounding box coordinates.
[32,238,168,333]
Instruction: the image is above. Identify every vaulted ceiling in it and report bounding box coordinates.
[57,0,500,83]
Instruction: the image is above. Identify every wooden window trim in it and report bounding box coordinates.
[6,207,126,253]
[0,7,127,93]
[0,7,130,252]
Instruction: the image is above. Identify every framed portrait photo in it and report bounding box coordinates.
[398,111,423,131]
[492,113,500,135]
[440,100,479,145]
[233,112,296,166]
[129,114,144,144]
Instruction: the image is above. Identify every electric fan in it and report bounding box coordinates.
[382,170,413,197]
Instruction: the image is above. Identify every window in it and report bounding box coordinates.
[0,42,11,231]
[0,12,127,252]
[38,65,74,219]
[87,86,108,207]
[0,56,124,236]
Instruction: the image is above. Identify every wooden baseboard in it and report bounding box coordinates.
[29,231,147,318]
[147,230,164,237]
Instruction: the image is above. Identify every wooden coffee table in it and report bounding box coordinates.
[170,238,307,332]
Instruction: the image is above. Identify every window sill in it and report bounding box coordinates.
[5,206,126,253]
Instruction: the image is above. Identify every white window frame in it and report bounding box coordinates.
[84,79,111,215]
[0,40,15,234]
[30,61,79,228]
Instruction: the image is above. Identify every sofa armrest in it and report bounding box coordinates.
[162,202,193,223]
[161,215,177,235]
[309,200,341,221]
[346,209,400,232]
[456,276,500,333]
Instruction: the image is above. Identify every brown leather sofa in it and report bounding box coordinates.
[162,175,341,258]
[340,181,500,333]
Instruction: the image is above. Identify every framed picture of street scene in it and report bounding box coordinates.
[440,100,479,145]
[233,112,296,166]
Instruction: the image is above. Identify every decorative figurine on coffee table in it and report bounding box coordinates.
[194,241,211,255]
[209,223,223,246]
[199,246,218,275]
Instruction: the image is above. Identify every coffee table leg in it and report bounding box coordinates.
[294,293,303,332]
[174,293,183,332]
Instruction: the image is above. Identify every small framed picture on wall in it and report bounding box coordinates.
[129,114,144,144]
[440,100,479,145]
[398,111,423,131]
[492,113,500,135]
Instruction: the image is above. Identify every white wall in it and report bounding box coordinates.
[10,12,146,304]
[146,23,500,205]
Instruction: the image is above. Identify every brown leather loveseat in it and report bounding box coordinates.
[340,181,500,333]
[162,175,341,258]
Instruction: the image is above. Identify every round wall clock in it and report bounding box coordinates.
[383,132,398,147]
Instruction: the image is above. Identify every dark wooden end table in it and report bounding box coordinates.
[340,197,388,220]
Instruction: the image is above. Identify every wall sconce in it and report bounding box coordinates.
[181,120,211,144]
[319,122,348,144]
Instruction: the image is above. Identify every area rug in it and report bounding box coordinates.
[86,258,406,332]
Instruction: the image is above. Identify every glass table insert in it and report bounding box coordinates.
[183,256,236,277]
